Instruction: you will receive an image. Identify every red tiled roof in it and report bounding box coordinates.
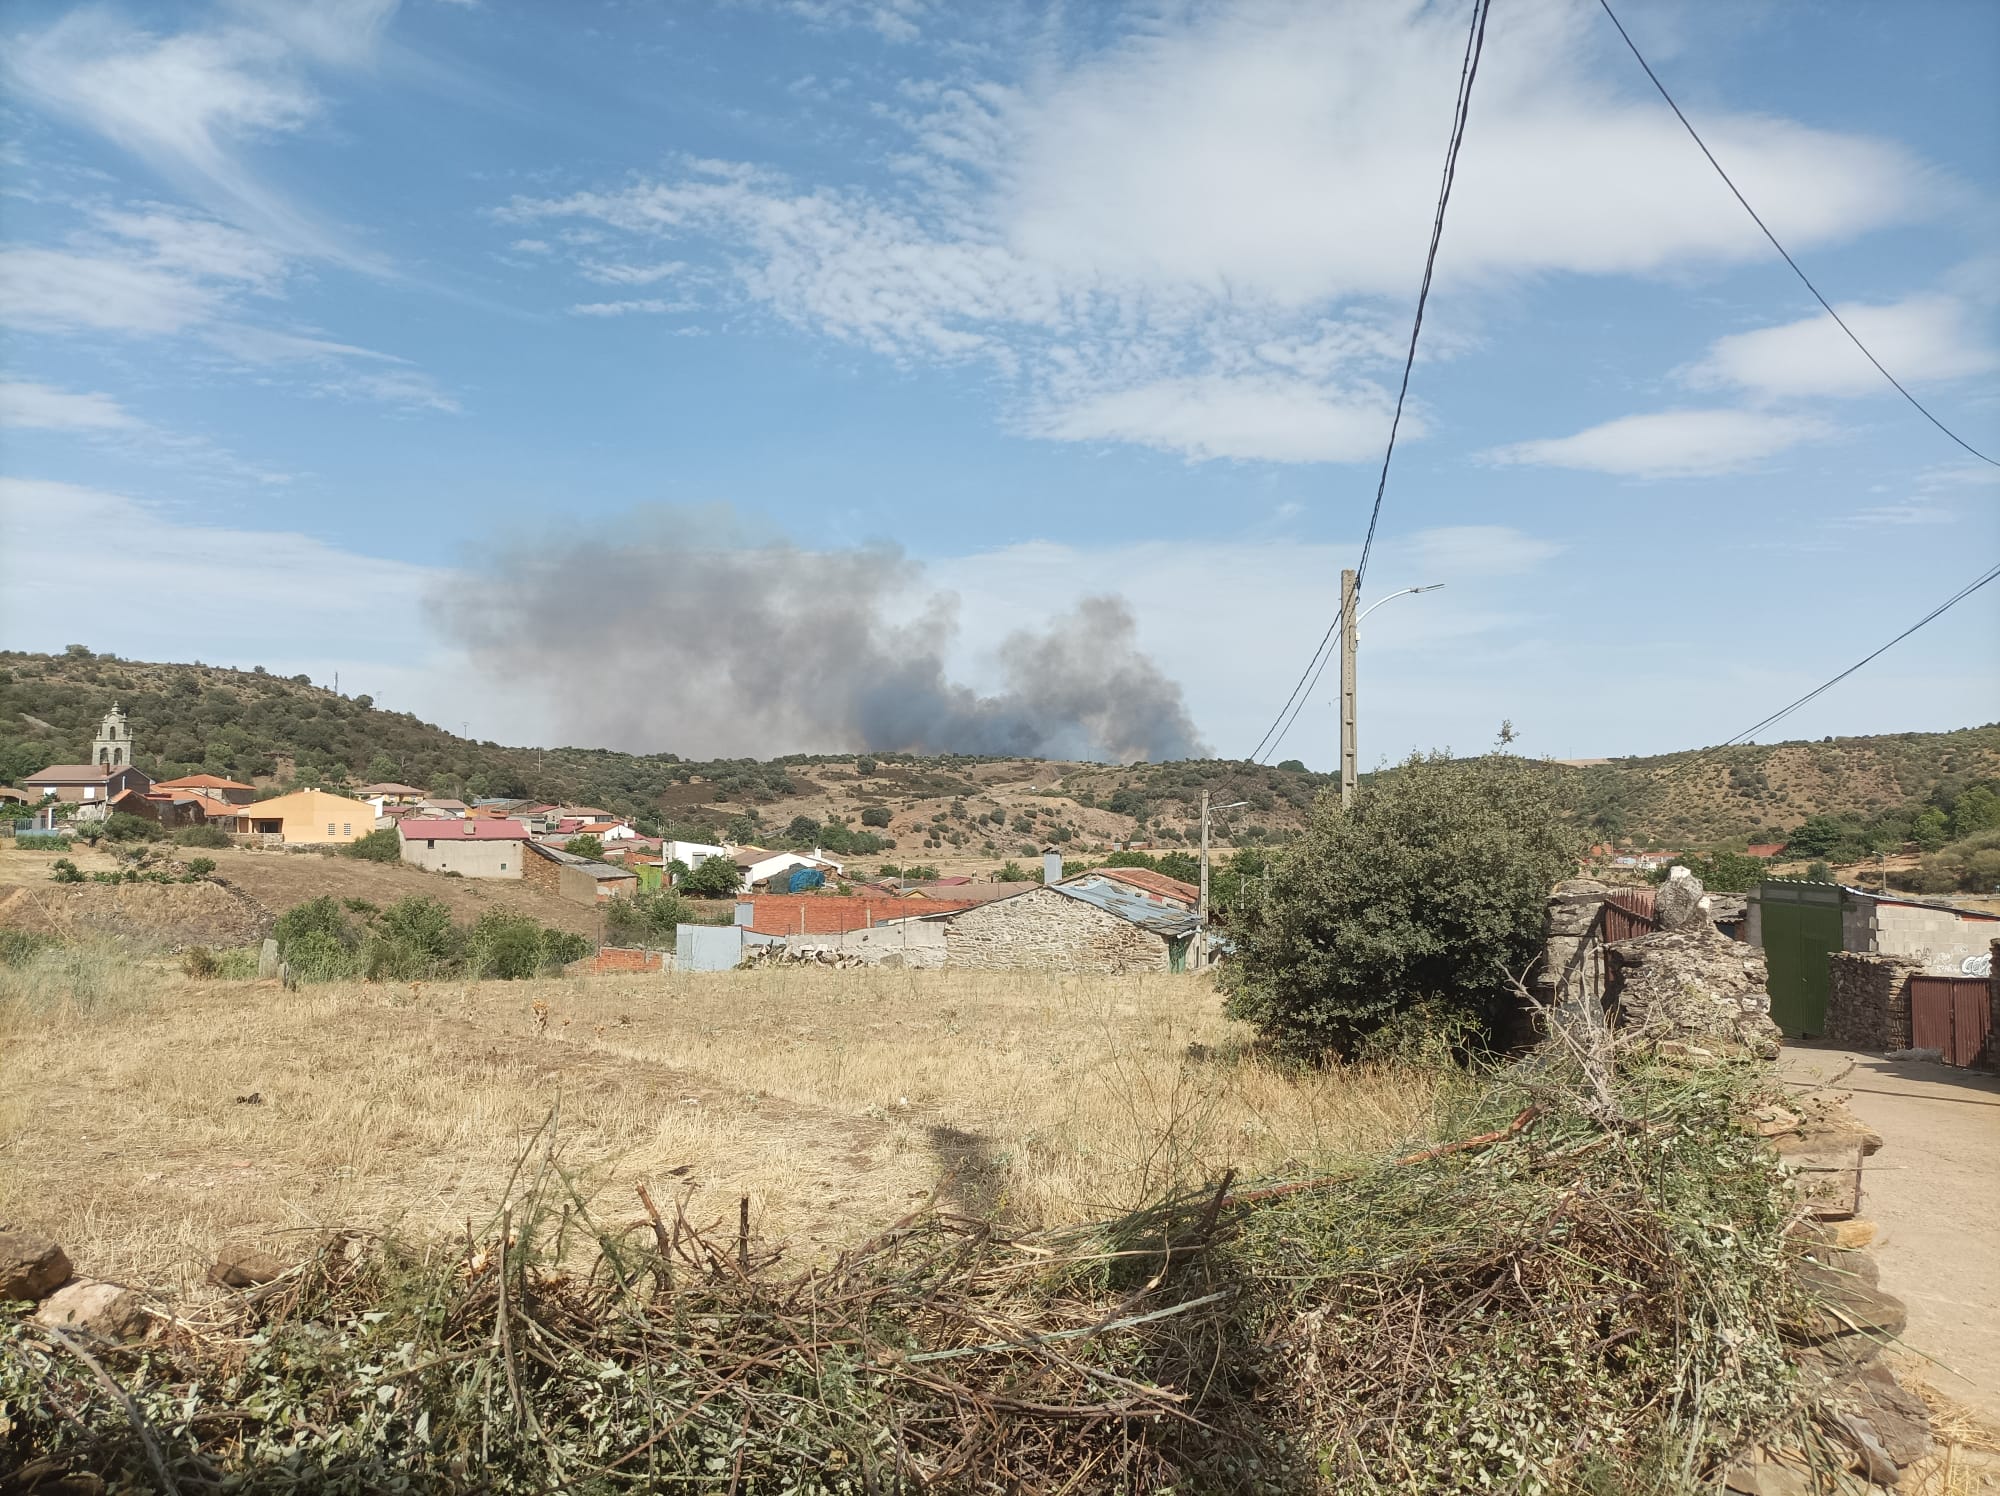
[358,782,426,796]
[745,894,974,936]
[154,773,254,791]
[397,818,529,840]
[1089,867,1200,904]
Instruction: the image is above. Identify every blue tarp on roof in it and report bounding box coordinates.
[784,867,826,894]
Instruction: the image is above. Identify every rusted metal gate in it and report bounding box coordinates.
[1602,889,1658,944]
[1909,976,1991,1067]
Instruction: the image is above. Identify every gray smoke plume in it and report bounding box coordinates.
[431,507,1209,762]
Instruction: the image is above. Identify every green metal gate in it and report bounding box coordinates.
[1758,881,1844,1037]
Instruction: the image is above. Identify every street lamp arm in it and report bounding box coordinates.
[1355,582,1444,628]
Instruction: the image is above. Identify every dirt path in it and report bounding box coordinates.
[1778,1044,2000,1424]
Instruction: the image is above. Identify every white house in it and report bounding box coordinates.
[664,840,730,870]
[735,847,844,889]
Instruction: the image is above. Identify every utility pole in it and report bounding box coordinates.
[1195,792,1247,972]
[1339,567,1359,810]
[1197,789,1210,970]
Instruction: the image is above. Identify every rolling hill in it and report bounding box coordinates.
[4,648,1993,860]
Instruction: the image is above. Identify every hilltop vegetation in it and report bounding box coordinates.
[2,649,1992,856]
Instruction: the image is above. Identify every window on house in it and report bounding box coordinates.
[427,839,436,850]
[500,862,508,870]
[328,823,337,836]
[342,824,351,835]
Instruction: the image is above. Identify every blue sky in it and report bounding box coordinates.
[2,0,1995,765]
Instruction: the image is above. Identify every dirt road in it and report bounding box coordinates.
[1779,1045,2000,1424]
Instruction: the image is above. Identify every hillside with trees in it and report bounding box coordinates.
[3,650,1992,861]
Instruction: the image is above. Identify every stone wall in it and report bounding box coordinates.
[942,885,1169,973]
[1539,879,1616,1019]
[1604,925,1780,1057]
[1824,952,1922,1051]
[789,920,948,969]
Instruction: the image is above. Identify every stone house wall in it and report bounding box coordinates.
[1824,952,1923,1051]
[520,847,564,897]
[942,886,1168,973]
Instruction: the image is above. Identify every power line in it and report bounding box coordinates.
[1246,0,1492,762]
[1355,0,1493,587]
[1653,559,1999,787]
[1596,0,1999,470]
[1260,606,1343,764]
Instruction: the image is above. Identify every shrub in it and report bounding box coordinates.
[0,931,56,966]
[173,825,232,848]
[184,856,217,878]
[680,854,742,898]
[182,947,219,978]
[542,929,591,966]
[854,756,877,776]
[364,897,463,979]
[16,834,71,852]
[49,858,84,884]
[468,910,551,979]
[102,812,163,843]
[564,833,605,862]
[1226,750,1583,1060]
[860,806,892,828]
[343,828,402,862]
[604,887,691,946]
[994,861,1035,883]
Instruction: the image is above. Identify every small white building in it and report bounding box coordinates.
[664,840,729,870]
[736,847,844,889]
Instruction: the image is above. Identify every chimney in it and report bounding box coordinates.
[1042,846,1063,885]
[462,820,474,836]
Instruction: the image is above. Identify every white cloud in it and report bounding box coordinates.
[0,477,432,658]
[1030,375,1402,463]
[500,1,1936,465]
[1484,409,1833,478]
[0,380,139,431]
[578,259,688,285]
[317,368,461,413]
[569,298,692,318]
[1683,294,1998,398]
[0,245,223,333]
[1408,525,1563,578]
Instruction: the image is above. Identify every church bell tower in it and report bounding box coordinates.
[93,704,132,769]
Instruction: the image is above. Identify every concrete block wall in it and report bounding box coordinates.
[1851,899,2000,974]
[1825,952,1923,1051]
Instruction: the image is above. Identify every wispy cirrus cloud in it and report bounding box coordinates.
[495,1,1936,465]
[0,379,141,431]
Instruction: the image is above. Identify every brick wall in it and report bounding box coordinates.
[1825,952,1923,1050]
[746,894,974,936]
[942,885,1168,973]
[590,947,665,974]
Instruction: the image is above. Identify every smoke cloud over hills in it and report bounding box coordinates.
[431,508,1209,763]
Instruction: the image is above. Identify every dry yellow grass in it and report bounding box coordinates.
[0,950,1443,1297]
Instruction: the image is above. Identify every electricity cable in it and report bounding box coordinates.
[1596,0,1998,469]
[1246,0,1492,763]
[1651,559,2000,788]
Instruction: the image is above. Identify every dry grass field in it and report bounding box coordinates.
[0,952,1444,1300]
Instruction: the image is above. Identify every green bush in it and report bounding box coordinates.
[1225,750,1583,1060]
[173,825,232,848]
[680,854,742,898]
[0,931,56,966]
[15,834,70,852]
[342,828,402,862]
[102,812,163,843]
[860,806,892,828]
[468,910,551,979]
[1651,850,1766,893]
[564,833,605,862]
[604,887,692,946]
[363,897,464,980]
[50,858,84,884]
[184,856,217,878]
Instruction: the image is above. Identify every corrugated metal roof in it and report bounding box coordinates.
[1053,877,1198,937]
[1087,867,1199,905]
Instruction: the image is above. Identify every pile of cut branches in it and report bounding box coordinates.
[3,1057,1845,1493]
